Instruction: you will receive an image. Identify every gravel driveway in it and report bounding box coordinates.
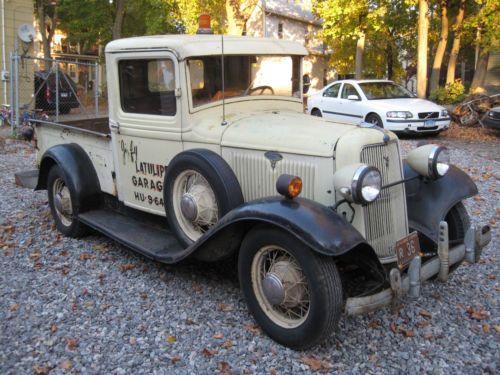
[0,137,498,374]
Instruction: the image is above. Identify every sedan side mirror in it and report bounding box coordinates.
[347,94,360,101]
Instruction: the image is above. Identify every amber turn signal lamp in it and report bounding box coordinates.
[196,14,214,34]
[276,174,302,199]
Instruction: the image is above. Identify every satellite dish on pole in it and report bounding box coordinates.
[17,24,36,43]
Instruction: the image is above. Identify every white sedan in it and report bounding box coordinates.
[307,80,451,135]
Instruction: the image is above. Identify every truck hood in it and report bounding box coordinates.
[221,111,356,157]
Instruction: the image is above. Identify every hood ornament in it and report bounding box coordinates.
[265,151,283,170]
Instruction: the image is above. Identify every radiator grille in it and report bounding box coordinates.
[418,112,439,119]
[361,141,408,262]
[229,152,317,201]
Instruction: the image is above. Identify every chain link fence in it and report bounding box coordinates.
[9,53,106,131]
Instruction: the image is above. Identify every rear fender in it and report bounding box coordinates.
[36,143,101,212]
[404,161,477,243]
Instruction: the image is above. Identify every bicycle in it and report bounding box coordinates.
[453,93,500,127]
[0,104,12,127]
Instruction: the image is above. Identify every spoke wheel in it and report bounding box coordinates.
[239,227,343,350]
[47,165,87,237]
[251,245,311,328]
[172,169,219,242]
[52,177,73,227]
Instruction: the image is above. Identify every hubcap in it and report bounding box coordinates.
[52,177,73,227]
[262,273,285,305]
[172,170,219,241]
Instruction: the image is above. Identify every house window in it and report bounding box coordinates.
[304,32,309,46]
[278,22,283,39]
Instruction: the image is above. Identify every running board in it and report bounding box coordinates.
[78,209,185,263]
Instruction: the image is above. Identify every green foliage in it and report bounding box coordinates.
[429,81,466,104]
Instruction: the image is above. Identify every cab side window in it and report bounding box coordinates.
[323,83,340,98]
[341,83,360,99]
[119,59,176,116]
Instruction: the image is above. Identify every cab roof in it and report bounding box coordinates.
[105,35,308,59]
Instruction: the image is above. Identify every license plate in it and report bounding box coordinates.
[424,119,435,127]
[60,93,69,98]
[395,231,421,269]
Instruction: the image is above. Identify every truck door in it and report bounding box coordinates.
[109,51,182,215]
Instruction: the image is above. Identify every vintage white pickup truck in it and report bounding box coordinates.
[29,34,490,349]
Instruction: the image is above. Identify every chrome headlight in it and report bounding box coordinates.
[407,144,450,180]
[387,111,412,119]
[441,109,449,117]
[333,164,382,204]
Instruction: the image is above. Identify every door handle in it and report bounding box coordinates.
[110,122,120,134]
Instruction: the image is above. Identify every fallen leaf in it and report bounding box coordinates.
[218,361,231,375]
[487,274,496,280]
[59,250,69,256]
[494,325,500,333]
[120,263,136,272]
[418,319,431,328]
[59,360,72,370]
[399,327,415,337]
[51,324,58,333]
[9,303,19,312]
[213,332,224,339]
[32,365,49,375]
[101,304,112,310]
[171,356,181,364]
[390,322,398,334]
[61,266,70,275]
[93,244,109,252]
[467,307,489,320]
[244,324,262,335]
[483,324,491,333]
[302,356,332,372]
[129,337,137,345]
[98,273,106,285]
[419,310,432,319]
[202,348,218,357]
[166,335,177,343]
[270,369,277,375]
[221,340,233,349]
[369,319,381,329]
[185,319,195,325]
[66,337,78,350]
[79,252,94,261]
[423,332,433,340]
[431,293,441,300]
[30,251,42,260]
[217,303,233,312]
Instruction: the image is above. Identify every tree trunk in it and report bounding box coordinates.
[355,31,365,79]
[36,0,57,67]
[387,42,393,80]
[112,0,126,40]
[470,49,489,93]
[417,0,429,98]
[429,0,448,93]
[446,0,465,85]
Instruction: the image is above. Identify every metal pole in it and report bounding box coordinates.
[55,61,59,121]
[9,51,14,132]
[14,49,19,130]
[94,61,99,117]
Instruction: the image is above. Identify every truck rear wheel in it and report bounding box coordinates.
[47,165,87,237]
[164,149,243,247]
[238,227,343,350]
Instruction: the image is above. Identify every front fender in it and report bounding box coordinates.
[404,161,477,243]
[186,196,377,262]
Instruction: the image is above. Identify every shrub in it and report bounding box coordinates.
[429,81,466,104]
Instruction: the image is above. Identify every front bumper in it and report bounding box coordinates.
[345,221,492,315]
[385,118,451,133]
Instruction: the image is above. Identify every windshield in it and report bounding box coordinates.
[187,55,301,107]
[359,82,415,100]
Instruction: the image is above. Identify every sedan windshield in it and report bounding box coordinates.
[187,55,301,107]
[359,82,415,100]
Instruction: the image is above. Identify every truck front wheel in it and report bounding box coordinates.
[238,227,343,350]
[47,165,87,237]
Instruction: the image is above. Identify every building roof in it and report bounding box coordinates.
[263,0,319,25]
[105,35,308,58]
